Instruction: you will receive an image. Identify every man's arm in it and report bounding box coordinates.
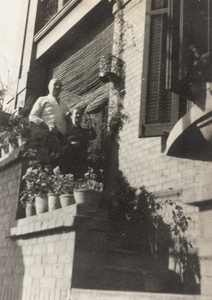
[29,97,46,126]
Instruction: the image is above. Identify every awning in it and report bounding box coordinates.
[66,83,109,113]
[165,106,212,161]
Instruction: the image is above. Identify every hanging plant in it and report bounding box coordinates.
[99,53,123,83]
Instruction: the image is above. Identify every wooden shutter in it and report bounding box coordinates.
[139,0,179,137]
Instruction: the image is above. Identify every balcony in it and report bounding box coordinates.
[34,0,102,58]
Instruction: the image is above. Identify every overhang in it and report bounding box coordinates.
[165,106,212,161]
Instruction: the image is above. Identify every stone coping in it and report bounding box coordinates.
[71,288,211,300]
[0,143,49,169]
[0,146,23,168]
[9,204,108,238]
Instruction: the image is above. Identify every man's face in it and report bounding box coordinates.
[48,79,62,98]
[72,109,83,127]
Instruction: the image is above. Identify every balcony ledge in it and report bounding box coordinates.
[9,204,108,238]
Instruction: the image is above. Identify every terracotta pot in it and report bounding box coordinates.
[74,189,102,207]
[60,194,75,207]
[9,143,17,153]
[25,202,36,217]
[48,193,61,211]
[35,195,48,214]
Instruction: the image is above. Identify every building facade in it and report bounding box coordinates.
[0,0,212,299]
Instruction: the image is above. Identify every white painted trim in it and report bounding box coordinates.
[34,0,80,43]
[35,0,101,58]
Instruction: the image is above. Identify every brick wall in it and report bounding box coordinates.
[0,152,22,299]
[111,0,212,193]
[0,151,76,299]
[0,150,109,299]
[112,0,212,296]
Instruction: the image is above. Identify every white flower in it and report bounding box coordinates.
[53,166,61,175]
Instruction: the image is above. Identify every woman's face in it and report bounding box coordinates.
[72,109,83,126]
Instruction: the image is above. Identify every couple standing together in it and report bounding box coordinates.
[29,78,96,179]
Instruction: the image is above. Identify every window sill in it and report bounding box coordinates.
[9,204,108,238]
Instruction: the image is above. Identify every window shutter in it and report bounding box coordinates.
[139,0,179,137]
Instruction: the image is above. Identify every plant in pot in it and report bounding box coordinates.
[21,161,52,214]
[74,167,104,207]
[0,128,17,152]
[0,117,18,151]
[19,189,36,217]
[0,133,9,157]
[59,170,75,207]
[8,115,31,146]
[48,166,63,211]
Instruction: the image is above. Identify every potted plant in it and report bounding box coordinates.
[0,134,9,158]
[0,115,31,153]
[21,161,52,214]
[19,190,36,217]
[59,171,75,207]
[48,166,63,211]
[99,53,123,83]
[0,117,18,152]
[0,128,18,152]
[8,115,31,146]
[74,167,104,207]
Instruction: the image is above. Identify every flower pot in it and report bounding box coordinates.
[99,54,122,82]
[25,202,36,217]
[60,194,75,207]
[35,195,48,214]
[1,148,8,159]
[48,193,61,211]
[74,189,102,207]
[18,137,25,147]
[9,142,17,153]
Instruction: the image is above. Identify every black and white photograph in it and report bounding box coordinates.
[0,0,211,299]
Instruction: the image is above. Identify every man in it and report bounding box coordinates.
[29,78,69,137]
[63,108,96,178]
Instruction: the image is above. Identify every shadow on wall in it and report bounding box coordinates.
[0,163,25,299]
[70,163,201,294]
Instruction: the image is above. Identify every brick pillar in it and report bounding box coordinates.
[196,171,212,296]
[184,169,212,296]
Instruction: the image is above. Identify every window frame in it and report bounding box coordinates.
[139,0,180,138]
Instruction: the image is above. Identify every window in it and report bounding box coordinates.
[45,0,58,22]
[36,0,71,31]
[139,0,211,137]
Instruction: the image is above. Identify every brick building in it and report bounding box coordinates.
[0,0,212,299]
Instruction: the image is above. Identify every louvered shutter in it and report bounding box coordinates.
[139,0,179,137]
